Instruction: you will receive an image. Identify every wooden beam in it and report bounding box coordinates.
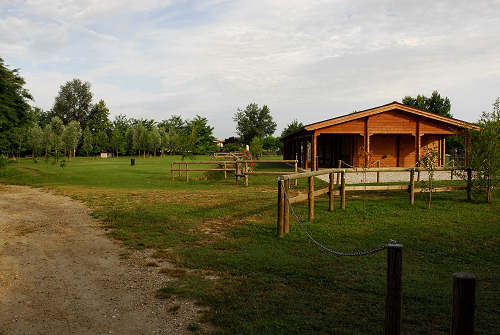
[312,133,317,171]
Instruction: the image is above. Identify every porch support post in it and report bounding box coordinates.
[364,117,370,167]
[415,118,421,166]
[312,133,317,171]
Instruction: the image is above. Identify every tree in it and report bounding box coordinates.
[419,148,440,209]
[52,79,93,128]
[263,136,281,152]
[402,90,452,118]
[185,115,216,154]
[233,103,276,144]
[134,124,150,158]
[94,130,109,154]
[249,137,264,159]
[281,119,304,138]
[150,126,162,157]
[469,97,500,203]
[87,99,111,133]
[0,58,33,155]
[62,120,81,160]
[50,117,65,161]
[28,124,43,159]
[81,127,93,157]
[42,124,53,158]
[110,128,126,157]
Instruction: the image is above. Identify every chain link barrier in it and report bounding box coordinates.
[282,182,392,256]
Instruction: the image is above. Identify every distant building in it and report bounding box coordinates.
[282,101,479,170]
[214,139,225,149]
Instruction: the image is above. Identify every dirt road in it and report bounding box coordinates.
[0,185,208,334]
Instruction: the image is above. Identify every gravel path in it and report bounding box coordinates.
[0,185,211,335]
[316,170,457,184]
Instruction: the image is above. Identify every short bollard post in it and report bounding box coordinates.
[277,178,284,237]
[284,179,290,234]
[131,158,135,166]
[467,168,472,201]
[340,170,346,210]
[308,175,314,221]
[451,272,476,335]
[385,243,403,335]
[328,172,334,212]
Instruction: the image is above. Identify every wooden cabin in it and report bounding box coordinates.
[282,101,479,170]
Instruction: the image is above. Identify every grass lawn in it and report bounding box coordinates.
[2,156,499,335]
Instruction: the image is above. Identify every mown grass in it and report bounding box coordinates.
[1,156,499,335]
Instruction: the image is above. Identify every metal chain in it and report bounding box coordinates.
[282,183,390,256]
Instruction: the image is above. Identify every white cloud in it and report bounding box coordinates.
[1,0,499,138]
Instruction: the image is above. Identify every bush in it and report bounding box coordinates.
[249,137,263,159]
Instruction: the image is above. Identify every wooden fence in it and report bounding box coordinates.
[212,152,244,160]
[172,159,298,185]
[277,167,472,237]
[171,161,236,182]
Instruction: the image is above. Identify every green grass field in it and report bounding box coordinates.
[2,156,499,335]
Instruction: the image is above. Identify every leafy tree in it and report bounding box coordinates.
[62,120,81,159]
[52,79,93,128]
[81,127,93,157]
[402,90,452,118]
[263,136,281,152]
[125,127,136,156]
[281,119,304,138]
[233,103,276,144]
[249,137,264,159]
[134,124,150,158]
[158,115,184,132]
[94,130,109,154]
[42,124,53,158]
[469,97,500,202]
[419,148,440,209]
[150,127,162,157]
[0,57,33,155]
[50,117,65,161]
[185,115,216,154]
[87,99,111,133]
[110,128,126,157]
[28,124,43,159]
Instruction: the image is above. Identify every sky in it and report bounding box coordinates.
[1,0,500,138]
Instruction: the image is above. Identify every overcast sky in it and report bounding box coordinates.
[2,0,500,138]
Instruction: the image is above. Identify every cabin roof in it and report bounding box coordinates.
[302,101,480,132]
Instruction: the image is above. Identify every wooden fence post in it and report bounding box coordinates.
[294,161,298,187]
[340,170,346,210]
[336,160,341,185]
[467,168,472,201]
[284,179,290,234]
[308,175,314,221]
[245,162,249,187]
[224,162,227,179]
[235,162,240,185]
[377,160,381,183]
[179,162,182,177]
[409,169,415,205]
[451,272,476,335]
[385,243,403,335]
[277,178,284,237]
[185,162,189,182]
[328,172,334,212]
